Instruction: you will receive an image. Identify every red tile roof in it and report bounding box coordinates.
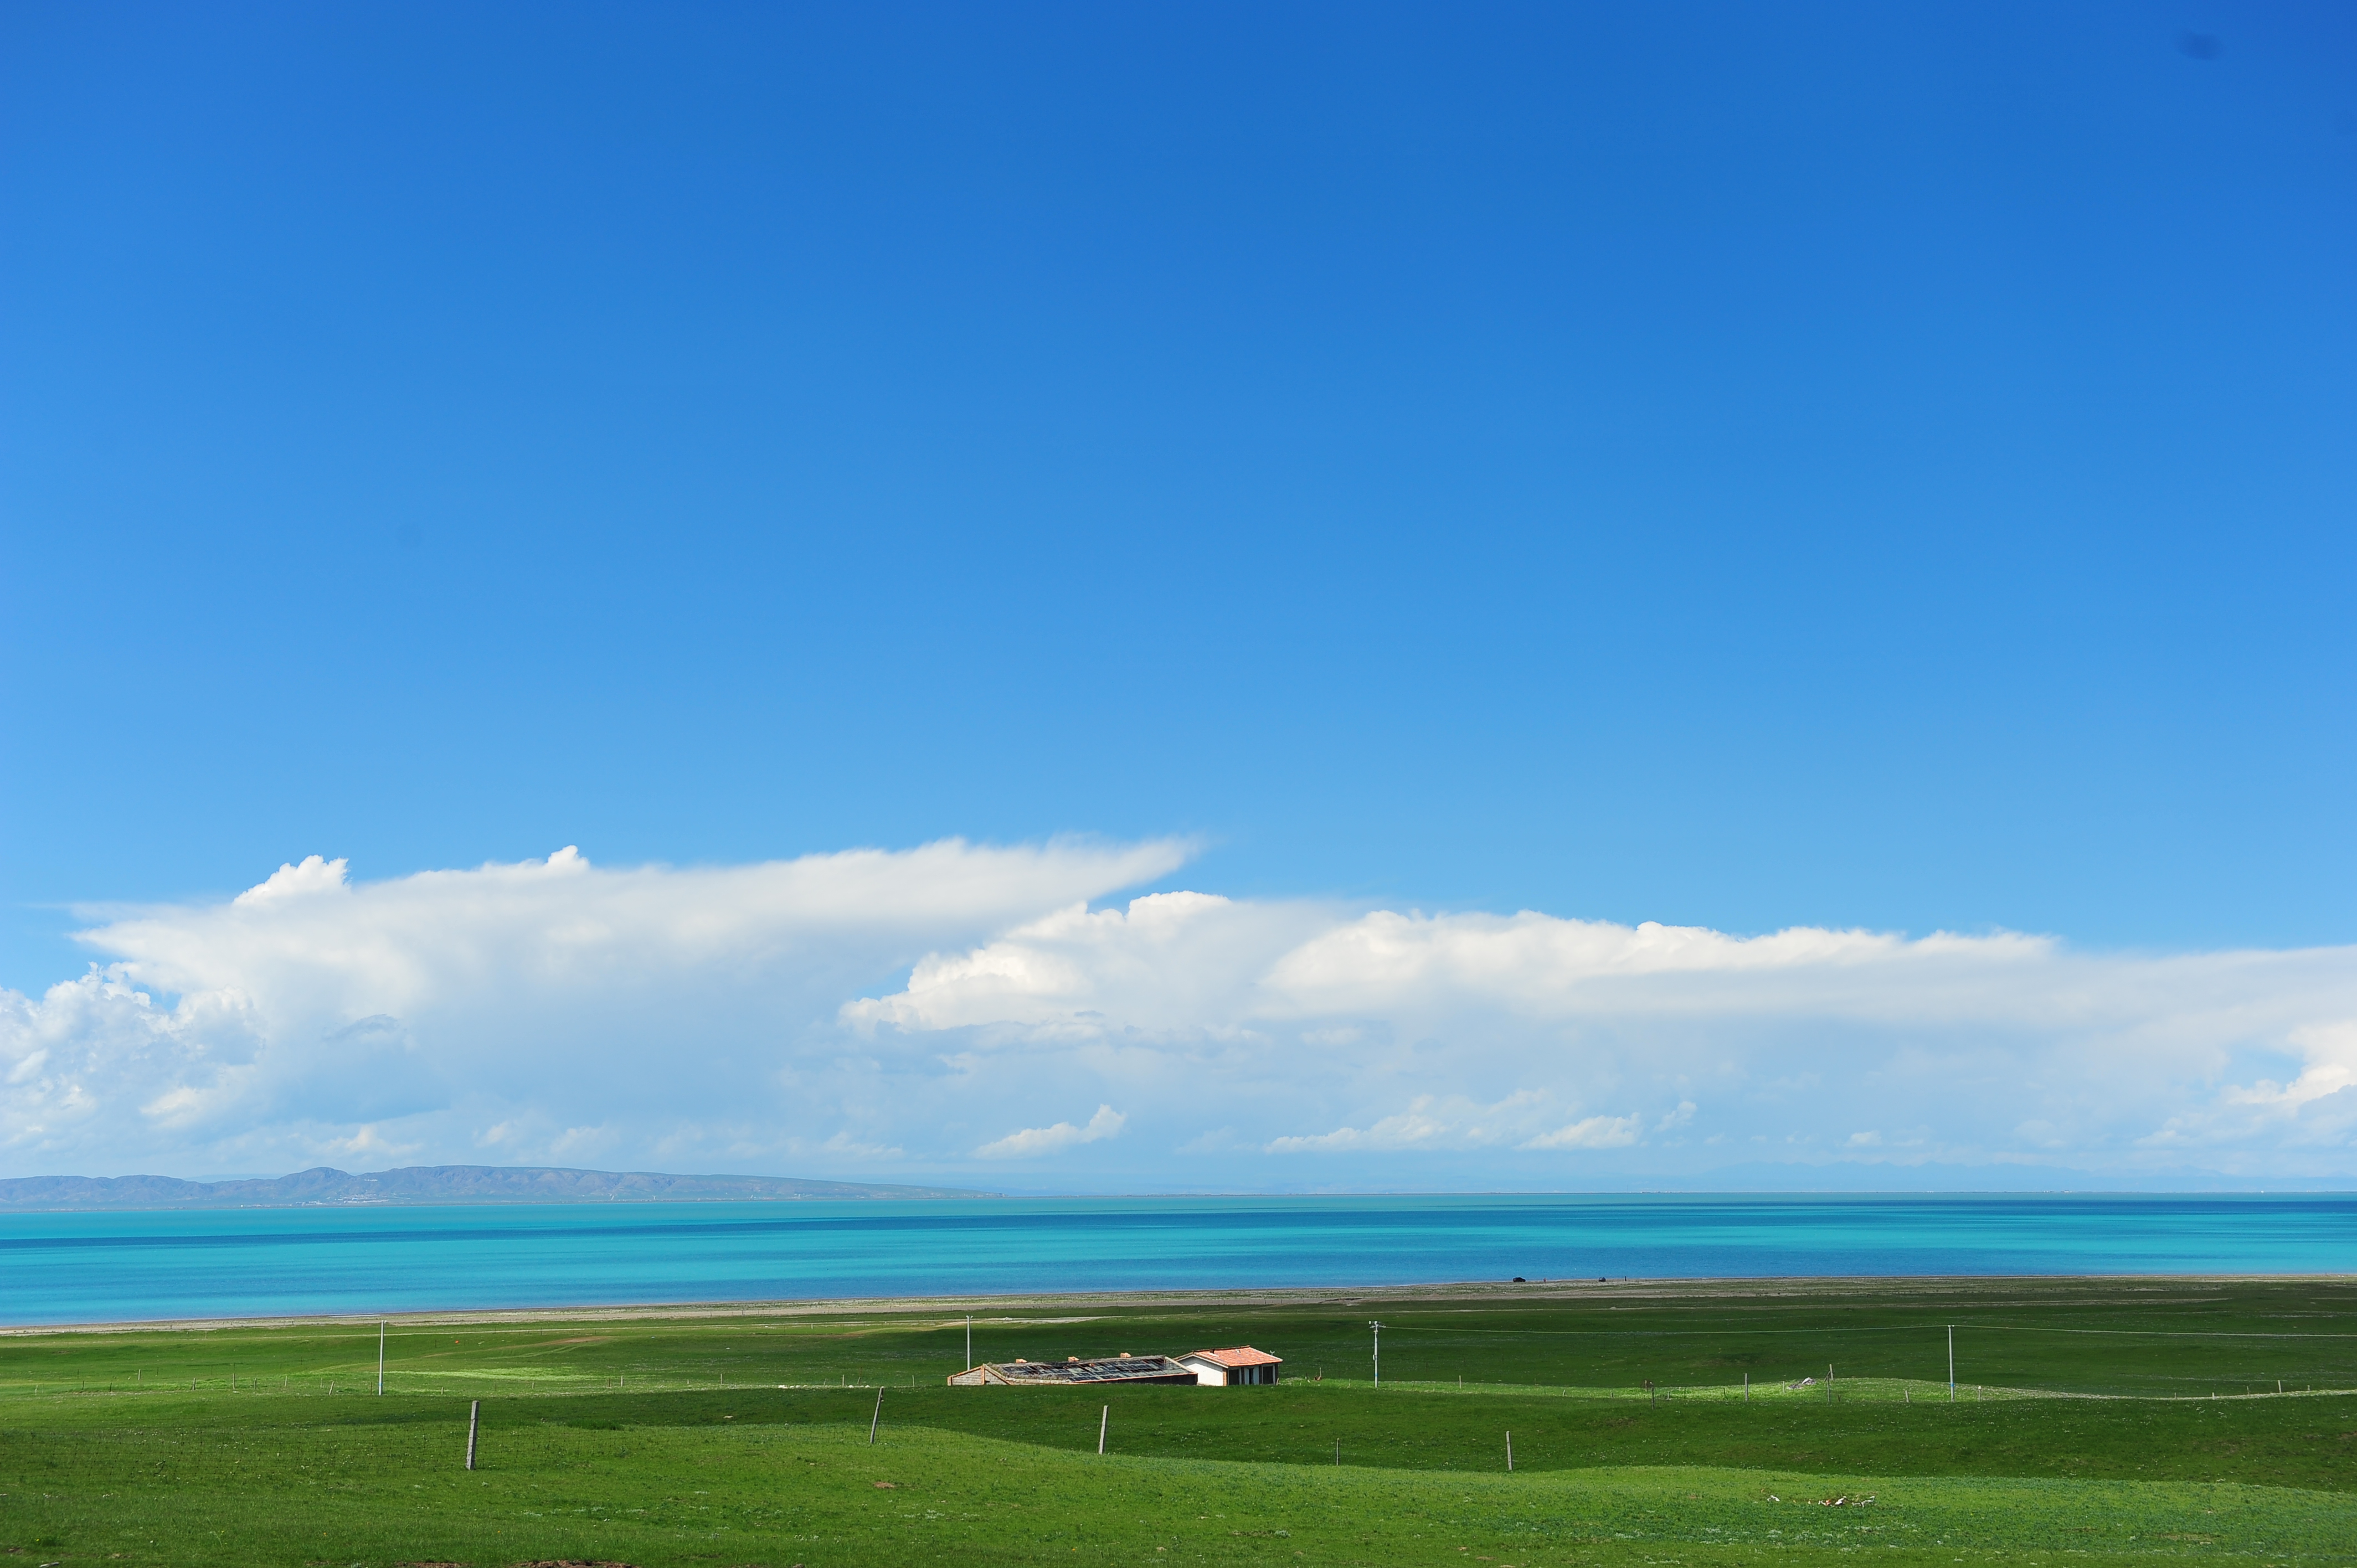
[1184,1346,1282,1368]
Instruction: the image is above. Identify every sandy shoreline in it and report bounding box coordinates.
[7,1271,2339,1337]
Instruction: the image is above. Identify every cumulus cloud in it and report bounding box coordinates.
[1265,1091,1568,1153]
[2,838,1184,1179]
[1520,1115,1643,1151]
[4,838,2355,1186]
[89,838,1191,1020]
[977,1104,1126,1158]
[843,892,1323,1038]
[2227,1023,2357,1110]
[1266,1098,1459,1154]
[850,895,2357,1182]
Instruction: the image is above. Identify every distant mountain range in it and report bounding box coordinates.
[0,1164,988,1210]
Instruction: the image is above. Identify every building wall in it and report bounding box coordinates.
[1182,1358,1281,1385]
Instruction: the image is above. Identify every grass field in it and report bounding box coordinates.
[4,1276,2354,1566]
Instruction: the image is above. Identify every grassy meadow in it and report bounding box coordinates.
[3,1275,2354,1566]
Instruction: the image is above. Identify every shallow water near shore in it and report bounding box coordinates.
[4,1192,2351,1325]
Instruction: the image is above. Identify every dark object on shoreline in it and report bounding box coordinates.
[0,1164,991,1211]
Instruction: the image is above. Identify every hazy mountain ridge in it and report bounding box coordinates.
[0,1164,987,1210]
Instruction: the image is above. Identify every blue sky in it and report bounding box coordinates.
[3,4,2354,1186]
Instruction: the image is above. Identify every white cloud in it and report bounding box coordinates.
[2226,1022,2357,1110]
[2,838,1184,1178]
[844,891,1324,1038]
[1519,1115,1643,1151]
[977,1104,1125,1158]
[6,837,2357,1186]
[1266,1091,1564,1154]
[1267,1098,1457,1154]
[89,838,1191,1024]
[854,898,2357,1180]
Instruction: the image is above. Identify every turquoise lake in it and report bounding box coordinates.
[4,1194,2351,1325]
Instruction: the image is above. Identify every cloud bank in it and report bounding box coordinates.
[4,839,2354,1187]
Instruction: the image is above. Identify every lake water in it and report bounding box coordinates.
[4,1193,2351,1325]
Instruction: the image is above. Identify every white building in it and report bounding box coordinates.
[1176,1346,1282,1385]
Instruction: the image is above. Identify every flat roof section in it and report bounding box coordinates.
[948,1355,1200,1386]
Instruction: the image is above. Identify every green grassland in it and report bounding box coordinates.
[4,1276,2354,1567]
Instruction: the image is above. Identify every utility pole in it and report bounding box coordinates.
[1369,1321,1385,1388]
[1098,1405,1108,1455]
[1947,1325,1955,1402]
[378,1322,386,1396]
[966,1315,973,1370]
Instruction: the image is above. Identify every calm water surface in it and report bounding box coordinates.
[5,1194,2351,1325]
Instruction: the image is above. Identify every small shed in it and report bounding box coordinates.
[1177,1347,1282,1385]
[947,1354,1200,1387]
